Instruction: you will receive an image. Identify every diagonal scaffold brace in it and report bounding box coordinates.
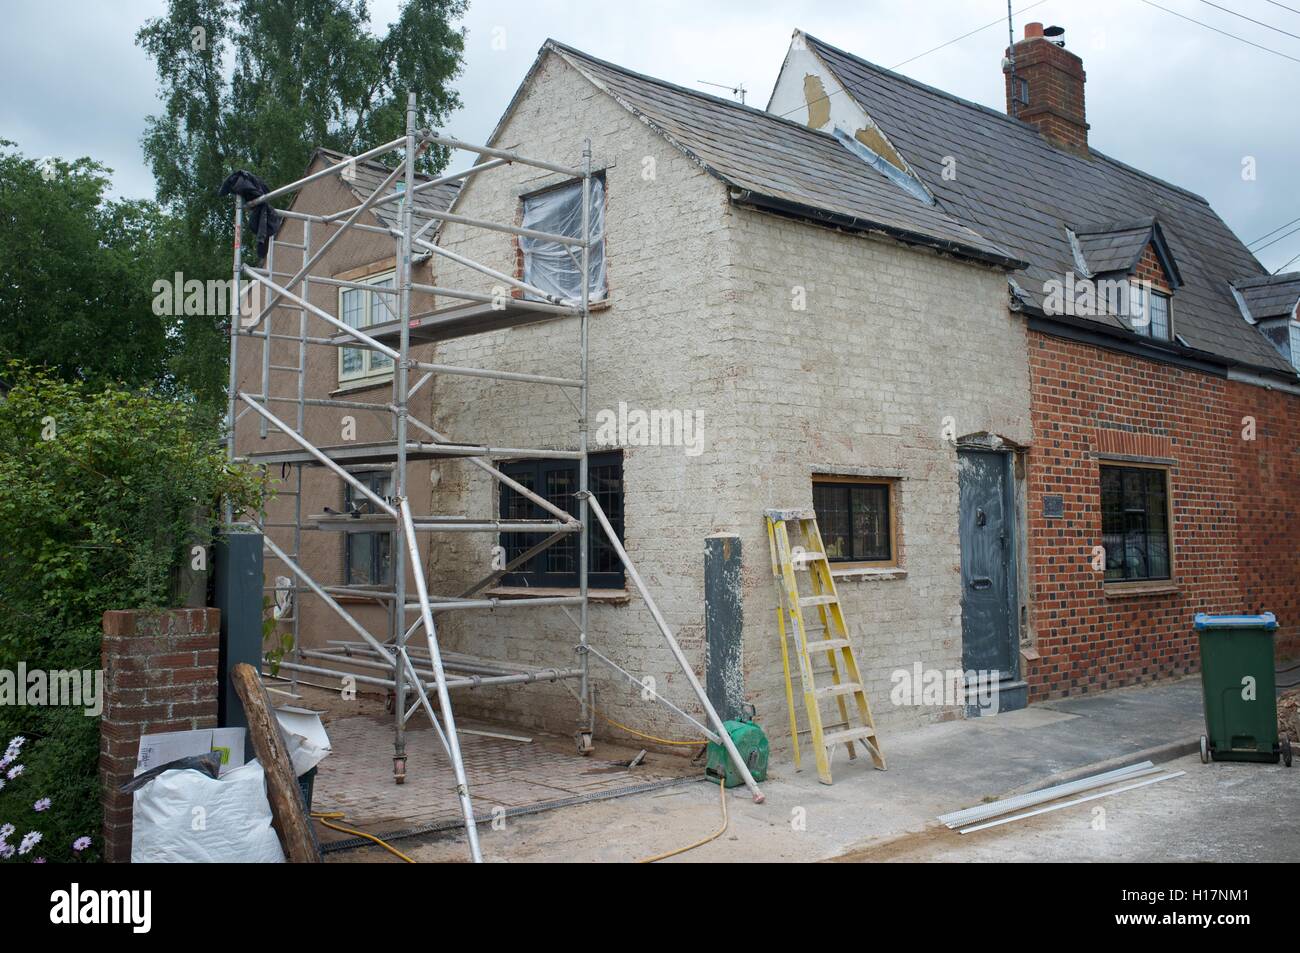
[578,490,766,803]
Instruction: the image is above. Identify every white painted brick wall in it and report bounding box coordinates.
[424,50,1032,755]
[726,208,1032,744]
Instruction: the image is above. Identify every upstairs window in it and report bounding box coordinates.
[520,178,607,305]
[338,271,395,383]
[1128,283,1171,341]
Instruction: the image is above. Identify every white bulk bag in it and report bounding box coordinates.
[131,759,286,863]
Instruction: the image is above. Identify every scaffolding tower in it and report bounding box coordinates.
[224,94,763,862]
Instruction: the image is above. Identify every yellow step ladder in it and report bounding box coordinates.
[765,509,886,784]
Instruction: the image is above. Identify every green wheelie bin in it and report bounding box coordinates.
[1193,612,1291,766]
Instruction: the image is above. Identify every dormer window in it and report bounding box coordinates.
[1232,273,1300,372]
[1069,219,1183,345]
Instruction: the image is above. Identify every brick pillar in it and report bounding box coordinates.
[99,608,220,863]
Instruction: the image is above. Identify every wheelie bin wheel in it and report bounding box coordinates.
[1282,737,1292,768]
[1200,734,1211,764]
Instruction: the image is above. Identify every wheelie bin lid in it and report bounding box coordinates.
[1193,612,1277,630]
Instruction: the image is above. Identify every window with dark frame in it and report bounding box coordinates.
[343,470,393,587]
[498,452,624,589]
[1128,283,1172,341]
[811,478,895,565]
[1100,464,1171,583]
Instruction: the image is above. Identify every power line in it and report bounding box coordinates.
[1273,249,1300,274]
[1264,0,1300,17]
[1253,222,1300,253]
[773,0,1049,123]
[1194,0,1300,40]
[1138,0,1300,63]
[1248,215,1300,247]
[891,0,1049,71]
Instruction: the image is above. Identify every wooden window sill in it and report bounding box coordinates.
[1103,581,1179,598]
[483,586,630,605]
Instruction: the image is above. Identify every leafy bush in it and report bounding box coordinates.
[0,363,266,861]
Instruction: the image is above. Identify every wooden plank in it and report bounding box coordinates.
[231,662,321,863]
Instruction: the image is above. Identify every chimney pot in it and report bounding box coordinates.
[1025,22,1045,39]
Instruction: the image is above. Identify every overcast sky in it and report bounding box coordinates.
[2,0,1297,271]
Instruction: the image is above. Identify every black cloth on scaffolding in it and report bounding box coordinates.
[219,170,284,261]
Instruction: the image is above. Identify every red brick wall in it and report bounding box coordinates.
[99,608,220,863]
[1025,330,1250,700]
[1231,382,1300,659]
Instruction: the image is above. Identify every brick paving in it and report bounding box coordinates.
[312,714,694,839]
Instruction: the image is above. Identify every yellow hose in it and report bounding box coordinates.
[313,812,416,863]
[593,706,708,747]
[638,774,729,863]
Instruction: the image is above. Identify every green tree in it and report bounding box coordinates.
[133,0,466,416]
[137,0,466,252]
[0,144,178,398]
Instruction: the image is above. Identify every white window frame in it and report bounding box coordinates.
[1289,322,1300,372]
[337,271,396,384]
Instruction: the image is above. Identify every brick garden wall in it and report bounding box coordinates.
[1025,328,1300,700]
[99,608,220,863]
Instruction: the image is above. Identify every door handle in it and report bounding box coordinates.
[969,577,992,590]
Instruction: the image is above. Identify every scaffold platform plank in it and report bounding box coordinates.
[243,440,580,467]
[330,299,567,349]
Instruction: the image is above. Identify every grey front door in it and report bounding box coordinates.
[958,449,1015,677]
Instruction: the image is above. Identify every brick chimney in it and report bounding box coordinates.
[1004,22,1088,153]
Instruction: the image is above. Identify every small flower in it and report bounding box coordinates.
[17,831,41,855]
[72,836,91,852]
[6,764,23,780]
[33,857,46,863]
[0,754,11,770]
[33,798,51,812]
[0,822,14,839]
[0,843,14,860]
[4,736,24,760]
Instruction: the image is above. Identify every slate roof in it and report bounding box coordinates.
[800,33,1294,377]
[543,41,1022,269]
[1233,273,1300,322]
[312,147,460,234]
[1072,219,1157,276]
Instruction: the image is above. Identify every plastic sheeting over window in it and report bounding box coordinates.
[521,178,606,304]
